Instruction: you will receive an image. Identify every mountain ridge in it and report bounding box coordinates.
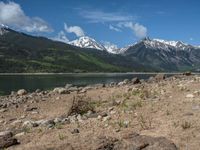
[1,26,200,72]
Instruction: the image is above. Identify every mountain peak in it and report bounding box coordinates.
[69,36,106,50]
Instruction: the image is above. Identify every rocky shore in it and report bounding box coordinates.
[0,73,199,149]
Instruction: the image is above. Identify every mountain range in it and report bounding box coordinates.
[1,26,200,73]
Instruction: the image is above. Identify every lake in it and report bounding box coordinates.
[0,73,174,95]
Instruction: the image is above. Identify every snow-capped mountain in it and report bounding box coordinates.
[121,37,196,54]
[69,36,106,51]
[122,37,200,71]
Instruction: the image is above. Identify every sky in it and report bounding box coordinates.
[0,0,200,48]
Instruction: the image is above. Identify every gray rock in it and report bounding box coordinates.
[61,118,70,124]
[17,89,27,96]
[132,77,141,84]
[0,109,7,113]
[35,89,41,93]
[22,120,38,128]
[53,87,69,94]
[39,119,55,127]
[24,107,38,112]
[68,87,78,92]
[65,84,73,89]
[154,74,166,81]
[95,133,177,150]
[54,117,62,124]
[71,128,79,134]
[0,131,19,149]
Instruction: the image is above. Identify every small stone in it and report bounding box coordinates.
[77,114,83,122]
[56,97,60,100]
[183,112,194,116]
[65,84,73,89]
[53,88,69,94]
[0,131,13,138]
[123,121,129,128]
[24,107,37,112]
[110,110,116,115]
[35,89,41,93]
[31,111,39,114]
[102,116,111,122]
[17,89,27,96]
[15,132,25,137]
[61,118,70,124]
[186,94,194,98]
[97,115,102,120]
[22,120,38,128]
[54,118,62,124]
[100,112,108,117]
[11,120,22,126]
[39,119,55,127]
[0,109,7,113]
[71,129,79,134]
[0,131,19,149]
[132,77,141,84]
[154,74,166,81]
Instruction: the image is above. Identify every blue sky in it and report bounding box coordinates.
[0,0,200,47]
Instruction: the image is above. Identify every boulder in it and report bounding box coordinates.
[0,131,19,149]
[35,89,41,93]
[65,84,73,89]
[95,133,177,150]
[53,87,69,94]
[68,87,78,92]
[22,120,38,128]
[154,74,166,81]
[17,89,27,96]
[131,77,141,84]
[39,119,55,127]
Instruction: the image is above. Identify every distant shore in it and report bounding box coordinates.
[0,72,187,75]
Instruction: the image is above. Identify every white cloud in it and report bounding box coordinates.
[0,1,52,32]
[80,10,135,23]
[109,25,121,32]
[52,31,69,43]
[64,23,85,37]
[118,22,147,38]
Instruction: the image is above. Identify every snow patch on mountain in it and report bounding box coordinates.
[69,36,106,50]
[103,42,119,54]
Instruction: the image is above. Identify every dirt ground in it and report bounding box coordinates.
[1,75,200,149]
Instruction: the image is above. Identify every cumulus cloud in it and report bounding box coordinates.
[64,23,85,37]
[109,25,121,32]
[0,1,52,32]
[118,22,147,38]
[52,31,69,43]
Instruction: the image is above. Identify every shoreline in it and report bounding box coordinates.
[0,72,189,75]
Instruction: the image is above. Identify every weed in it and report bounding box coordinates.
[58,133,66,140]
[181,121,191,130]
[137,114,153,130]
[69,95,95,115]
[22,127,31,133]
[55,123,63,129]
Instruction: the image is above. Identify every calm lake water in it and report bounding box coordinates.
[0,73,172,95]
